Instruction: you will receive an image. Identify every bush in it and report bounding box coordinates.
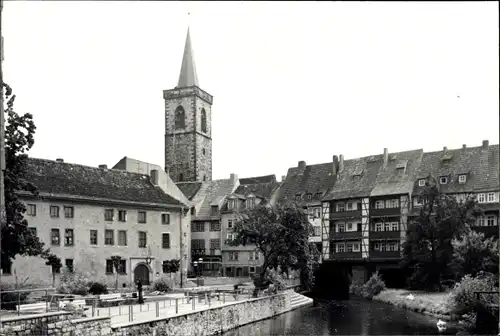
[0,284,30,310]
[88,282,108,295]
[447,272,498,317]
[57,269,91,296]
[361,271,386,299]
[153,278,171,293]
[264,267,287,294]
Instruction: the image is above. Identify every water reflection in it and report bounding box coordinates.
[223,297,459,336]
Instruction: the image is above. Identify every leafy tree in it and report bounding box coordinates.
[400,184,481,291]
[228,201,319,293]
[449,230,499,279]
[45,254,62,287]
[111,255,122,289]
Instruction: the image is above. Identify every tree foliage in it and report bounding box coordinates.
[449,230,499,279]
[111,255,122,289]
[228,201,319,291]
[162,259,180,274]
[400,184,481,291]
[1,83,47,270]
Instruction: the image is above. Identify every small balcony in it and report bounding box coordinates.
[329,210,362,219]
[329,252,363,261]
[192,249,206,256]
[370,251,401,260]
[330,231,362,240]
[370,207,401,217]
[370,231,401,239]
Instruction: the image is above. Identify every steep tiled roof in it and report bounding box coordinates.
[234,177,280,199]
[323,155,384,201]
[279,162,335,204]
[24,158,183,206]
[176,182,203,200]
[413,144,500,194]
[370,149,424,197]
[238,175,276,185]
[194,178,238,220]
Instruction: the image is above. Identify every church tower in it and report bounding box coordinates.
[163,28,213,183]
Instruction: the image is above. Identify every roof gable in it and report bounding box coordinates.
[279,162,335,203]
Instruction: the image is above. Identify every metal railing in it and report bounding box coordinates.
[0,287,57,316]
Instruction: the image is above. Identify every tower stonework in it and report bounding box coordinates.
[163,28,213,183]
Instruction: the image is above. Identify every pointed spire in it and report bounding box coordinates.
[177,27,199,88]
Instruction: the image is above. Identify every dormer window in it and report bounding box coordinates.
[306,193,312,200]
[295,194,302,201]
[314,192,323,199]
[439,176,448,184]
[211,206,219,216]
[418,179,426,187]
[246,197,256,209]
[228,199,236,210]
[458,175,467,184]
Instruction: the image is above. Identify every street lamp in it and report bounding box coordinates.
[145,246,152,265]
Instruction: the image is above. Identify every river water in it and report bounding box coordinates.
[222,297,460,336]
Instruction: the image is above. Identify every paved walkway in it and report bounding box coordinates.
[88,291,251,326]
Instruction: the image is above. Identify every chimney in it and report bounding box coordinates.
[230,173,238,184]
[482,140,489,149]
[56,158,64,163]
[443,146,447,152]
[339,155,344,172]
[383,148,388,168]
[462,144,466,149]
[150,169,159,185]
[98,164,107,169]
[281,175,286,182]
[298,161,306,169]
[332,155,339,176]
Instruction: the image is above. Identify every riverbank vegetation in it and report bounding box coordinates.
[228,201,320,296]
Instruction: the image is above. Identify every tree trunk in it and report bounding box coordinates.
[115,274,118,290]
[52,272,55,288]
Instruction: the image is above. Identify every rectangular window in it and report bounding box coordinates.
[104,209,114,221]
[314,226,321,236]
[105,229,114,245]
[337,203,345,212]
[418,179,426,187]
[374,243,380,251]
[439,176,448,184]
[28,227,37,237]
[391,222,399,231]
[477,216,485,227]
[138,211,147,223]
[249,266,256,273]
[353,243,360,252]
[249,251,254,260]
[380,243,386,252]
[374,200,384,209]
[105,260,114,274]
[162,213,170,225]
[64,229,74,246]
[347,223,353,231]
[487,216,496,226]
[118,230,127,246]
[384,222,390,232]
[138,231,147,248]
[478,193,486,203]
[357,223,362,232]
[487,193,496,203]
[385,199,399,208]
[118,260,126,274]
[228,220,233,229]
[27,204,36,216]
[247,198,255,209]
[162,233,171,249]
[50,206,60,218]
[51,229,60,246]
[65,259,74,273]
[210,239,221,250]
[338,223,345,232]
[458,175,467,184]
[346,202,353,211]
[375,223,382,232]
[210,222,221,231]
[64,206,74,218]
[228,199,235,210]
[337,243,345,253]
[233,252,239,261]
[118,210,127,222]
[90,230,98,245]
[192,222,205,232]
[346,243,353,252]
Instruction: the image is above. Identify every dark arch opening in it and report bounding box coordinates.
[201,108,207,133]
[175,106,186,129]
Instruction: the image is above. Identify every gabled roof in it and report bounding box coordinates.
[413,144,499,194]
[234,176,280,200]
[370,149,424,197]
[176,182,203,201]
[323,155,384,201]
[194,178,238,220]
[238,175,276,185]
[23,158,183,206]
[279,162,335,204]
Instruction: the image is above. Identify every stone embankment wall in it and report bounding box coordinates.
[0,290,294,336]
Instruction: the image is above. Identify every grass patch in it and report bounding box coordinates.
[373,288,453,318]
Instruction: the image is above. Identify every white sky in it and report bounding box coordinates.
[3,1,499,180]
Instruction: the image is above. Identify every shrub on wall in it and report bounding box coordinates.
[57,269,91,296]
[264,268,287,294]
[447,272,498,317]
[153,278,171,293]
[88,282,108,295]
[361,271,386,299]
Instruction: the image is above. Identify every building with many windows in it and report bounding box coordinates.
[4,158,190,287]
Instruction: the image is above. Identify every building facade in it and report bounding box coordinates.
[2,158,190,287]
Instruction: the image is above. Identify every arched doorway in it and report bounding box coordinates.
[134,263,150,285]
